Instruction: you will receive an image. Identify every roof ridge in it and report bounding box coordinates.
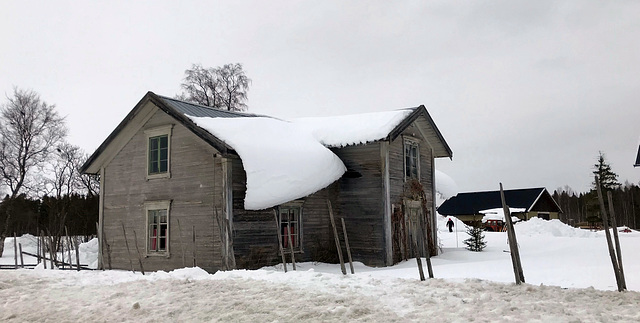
[156,94,260,117]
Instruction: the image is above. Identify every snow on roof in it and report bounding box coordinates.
[479,207,525,223]
[293,109,414,147]
[188,116,346,210]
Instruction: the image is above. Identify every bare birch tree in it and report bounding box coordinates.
[0,87,66,256]
[178,63,250,111]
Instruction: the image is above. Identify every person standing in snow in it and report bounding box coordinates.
[447,218,454,232]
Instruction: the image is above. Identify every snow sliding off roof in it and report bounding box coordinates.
[188,116,347,210]
[187,108,421,210]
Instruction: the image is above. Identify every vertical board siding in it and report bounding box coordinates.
[103,109,224,273]
[332,143,386,267]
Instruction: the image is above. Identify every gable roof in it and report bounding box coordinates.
[635,142,640,167]
[437,187,562,216]
[81,91,453,210]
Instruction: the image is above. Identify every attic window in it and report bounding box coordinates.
[404,139,419,180]
[145,125,173,179]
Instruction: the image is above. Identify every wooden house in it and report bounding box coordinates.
[81,92,452,272]
[437,187,562,225]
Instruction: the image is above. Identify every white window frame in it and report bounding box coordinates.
[145,200,171,257]
[279,202,304,253]
[145,125,173,180]
[403,137,420,182]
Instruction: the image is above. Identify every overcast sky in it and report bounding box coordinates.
[2,1,639,194]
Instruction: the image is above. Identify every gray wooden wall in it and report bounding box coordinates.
[102,110,224,272]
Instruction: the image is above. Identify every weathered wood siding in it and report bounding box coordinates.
[389,122,436,258]
[102,108,224,272]
[230,157,338,269]
[332,143,387,267]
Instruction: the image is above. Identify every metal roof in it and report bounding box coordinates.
[157,95,260,119]
[437,187,562,215]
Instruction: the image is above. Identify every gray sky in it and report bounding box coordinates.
[2,1,639,194]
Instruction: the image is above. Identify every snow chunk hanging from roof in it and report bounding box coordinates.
[293,109,414,147]
[188,116,346,210]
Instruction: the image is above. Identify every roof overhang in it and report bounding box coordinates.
[387,105,453,159]
[80,92,235,174]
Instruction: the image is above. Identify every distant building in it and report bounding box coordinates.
[635,141,640,167]
[437,187,562,225]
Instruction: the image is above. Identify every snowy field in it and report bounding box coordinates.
[2,217,640,322]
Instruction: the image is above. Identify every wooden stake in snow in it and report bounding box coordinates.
[411,231,425,281]
[192,226,197,267]
[132,229,145,275]
[500,183,525,284]
[121,222,135,273]
[13,232,18,269]
[177,218,186,268]
[327,200,346,275]
[595,175,625,292]
[607,191,627,290]
[419,214,434,279]
[273,209,288,273]
[341,218,355,274]
[18,243,24,268]
[286,222,297,270]
[74,237,81,272]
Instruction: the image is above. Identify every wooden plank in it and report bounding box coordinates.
[327,199,346,275]
[607,191,626,290]
[500,183,525,284]
[341,218,355,274]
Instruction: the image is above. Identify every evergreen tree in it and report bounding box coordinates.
[592,151,620,191]
[463,225,487,252]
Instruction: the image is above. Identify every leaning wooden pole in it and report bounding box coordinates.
[341,218,355,274]
[273,210,288,273]
[595,175,623,291]
[500,183,525,284]
[607,191,627,290]
[286,222,297,270]
[419,214,434,279]
[411,231,425,281]
[132,229,146,275]
[327,200,346,275]
[121,222,135,273]
[13,232,18,269]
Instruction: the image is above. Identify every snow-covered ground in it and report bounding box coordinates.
[2,218,640,322]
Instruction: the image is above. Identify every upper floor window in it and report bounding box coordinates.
[404,139,419,180]
[145,125,173,179]
[149,135,168,174]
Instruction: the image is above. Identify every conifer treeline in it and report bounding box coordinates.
[0,194,98,237]
[553,183,640,229]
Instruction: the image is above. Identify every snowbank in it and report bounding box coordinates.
[515,217,599,238]
[188,116,346,210]
[293,109,414,147]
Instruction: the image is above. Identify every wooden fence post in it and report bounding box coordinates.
[74,237,81,271]
[327,200,346,275]
[500,183,525,284]
[18,243,24,268]
[13,233,18,269]
[595,176,624,291]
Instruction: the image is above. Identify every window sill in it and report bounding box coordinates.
[147,172,171,180]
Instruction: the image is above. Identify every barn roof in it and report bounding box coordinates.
[437,187,562,215]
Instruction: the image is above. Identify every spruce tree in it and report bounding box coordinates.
[463,225,487,252]
[587,151,620,225]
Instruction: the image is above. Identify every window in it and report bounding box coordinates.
[145,125,173,179]
[145,200,171,255]
[148,135,168,174]
[279,204,302,252]
[404,139,419,180]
